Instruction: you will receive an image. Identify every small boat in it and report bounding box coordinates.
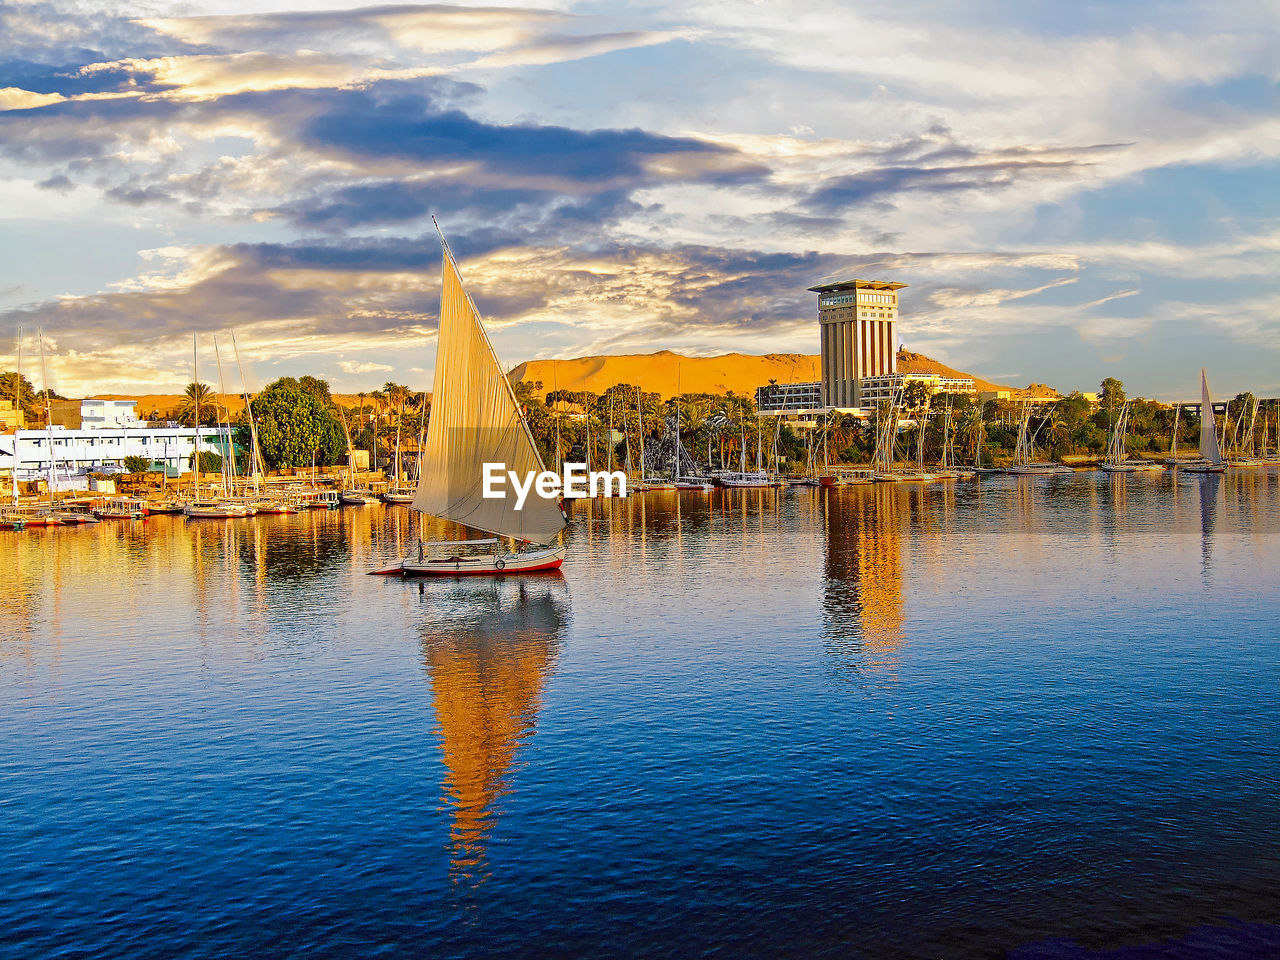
[384,222,566,578]
[184,501,253,518]
[719,471,774,488]
[146,499,188,514]
[17,511,62,527]
[673,479,714,491]
[1182,369,1228,474]
[252,499,299,514]
[94,498,149,519]
[50,510,99,524]
[381,487,416,504]
[1100,401,1163,473]
[1005,463,1073,475]
[393,538,565,576]
[641,478,677,491]
[340,489,380,505]
[0,515,27,530]
[304,490,341,509]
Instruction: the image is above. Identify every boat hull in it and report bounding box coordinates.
[396,544,565,577]
[184,504,253,518]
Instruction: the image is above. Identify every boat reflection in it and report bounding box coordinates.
[416,576,570,887]
[1198,472,1221,584]
[822,485,906,680]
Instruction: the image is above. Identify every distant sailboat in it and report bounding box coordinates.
[389,224,566,576]
[1183,369,1226,474]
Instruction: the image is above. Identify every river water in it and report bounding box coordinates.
[2,471,1279,959]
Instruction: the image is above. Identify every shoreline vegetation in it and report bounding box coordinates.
[3,359,1275,490]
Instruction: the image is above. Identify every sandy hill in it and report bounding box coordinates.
[511,349,1012,400]
[93,393,367,417]
[509,350,820,400]
[894,351,1011,395]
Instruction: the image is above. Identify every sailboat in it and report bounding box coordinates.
[1004,402,1071,475]
[382,392,417,504]
[1100,401,1136,473]
[671,372,712,491]
[336,406,378,504]
[387,225,566,576]
[184,336,253,518]
[872,392,904,482]
[1182,369,1226,474]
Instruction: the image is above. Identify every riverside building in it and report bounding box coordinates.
[0,401,235,490]
[753,278,974,417]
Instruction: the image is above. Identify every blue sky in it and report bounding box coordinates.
[0,0,1276,400]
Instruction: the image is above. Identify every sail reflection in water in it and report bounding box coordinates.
[823,484,907,679]
[417,576,570,886]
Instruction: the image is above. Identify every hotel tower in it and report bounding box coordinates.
[809,278,907,408]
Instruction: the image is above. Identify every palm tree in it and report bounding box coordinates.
[177,381,214,426]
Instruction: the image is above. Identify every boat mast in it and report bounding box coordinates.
[231,332,264,494]
[391,389,402,489]
[674,365,680,481]
[212,336,234,498]
[637,387,646,478]
[37,332,55,508]
[1171,403,1180,459]
[11,328,20,505]
[192,334,201,502]
[415,388,427,482]
[552,361,561,473]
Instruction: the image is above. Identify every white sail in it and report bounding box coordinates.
[412,249,565,545]
[1199,368,1222,465]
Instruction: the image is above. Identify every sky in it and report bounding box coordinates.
[0,0,1277,401]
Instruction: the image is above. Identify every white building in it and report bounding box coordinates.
[0,424,236,490]
[756,372,976,417]
[82,399,141,430]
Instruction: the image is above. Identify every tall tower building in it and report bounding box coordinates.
[809,278,907,408]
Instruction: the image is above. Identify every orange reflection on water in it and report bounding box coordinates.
[417,577,568,887]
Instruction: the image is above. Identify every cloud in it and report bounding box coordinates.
[337,359,394,374]
[0,86,64,110]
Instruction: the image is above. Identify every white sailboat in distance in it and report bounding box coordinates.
[1183,368,1226,474]
[382,223,566,576]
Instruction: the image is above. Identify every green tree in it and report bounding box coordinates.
[239,377,346,469]
[1099,377,1125,417]
[177,381,218,426]
[123,455,151,474]
[188,450,223,473]
[0,371,40,423]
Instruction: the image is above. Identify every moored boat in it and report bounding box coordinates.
[1182,369,1227,474]
[146,498,188,514]
[184,501,253,518]
[384,222,566,578]
[94,497,149,519]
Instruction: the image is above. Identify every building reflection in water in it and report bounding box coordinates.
[416,576,569,887]
[822,485,906,681]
